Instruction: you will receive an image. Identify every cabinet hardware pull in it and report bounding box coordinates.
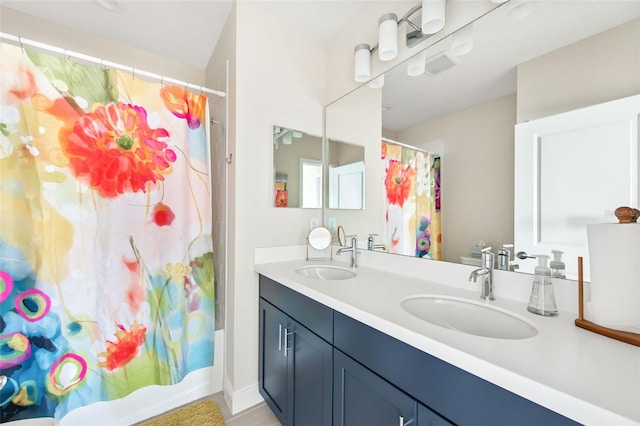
[283,328,294,357]
[278,324,282,351]
[399,416,404,426]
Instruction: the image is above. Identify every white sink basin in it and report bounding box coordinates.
[401,295,538,340]
[295,265,356,280]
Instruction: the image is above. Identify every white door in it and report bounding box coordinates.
[329,161,365,210]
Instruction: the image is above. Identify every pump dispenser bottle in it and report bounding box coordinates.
[550,250,566,278]
[527,255,558,316]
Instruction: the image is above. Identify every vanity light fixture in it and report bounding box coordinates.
[94,0,126,13]
[450,23,474,56]
[354,43,372,83]
[368,74,385,89]
[421,0,446,35]
[273,127,295,149]
[378,13,399,61]
[282,131,292,145]
[353,0,448,84]
[407,50,427,76]
[506,0,535,20]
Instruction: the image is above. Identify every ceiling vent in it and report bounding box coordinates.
[424,51,460,76]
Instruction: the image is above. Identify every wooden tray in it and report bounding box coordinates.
[575,256,640,347]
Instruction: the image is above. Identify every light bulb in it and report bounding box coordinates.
[368,74,385,89]
[354,43,371,83]
[378,13,398,61]
[450,23,474,56]
[421,0,446,35]
[407,50,427,76]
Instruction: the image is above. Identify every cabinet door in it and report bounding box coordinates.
[259,299,289,425]
[334,349,417,426]
[288,318,333,426]
[418,403,453,426]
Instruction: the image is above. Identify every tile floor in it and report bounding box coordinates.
[210,392,281,426]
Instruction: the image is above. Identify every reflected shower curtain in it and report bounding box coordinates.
[0,43,215,422]
[381,140,441,259]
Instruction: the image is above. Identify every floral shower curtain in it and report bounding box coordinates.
[0,43,215,422]
[381,140,441,259]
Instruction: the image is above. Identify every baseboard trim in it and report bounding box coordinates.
[224,378,264,415]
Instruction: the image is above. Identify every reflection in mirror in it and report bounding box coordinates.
[324,1,640,275]
[273,126,322,208]
[381,138,442,259]
[327,140,365,210]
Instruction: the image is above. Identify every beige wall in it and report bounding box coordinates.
[396,94,516,263]
[517,18,640,123]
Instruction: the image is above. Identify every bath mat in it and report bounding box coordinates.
[138,399,225,426]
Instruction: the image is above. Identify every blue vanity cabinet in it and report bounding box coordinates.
[333,349,453,426]
[259,275,333,426]
[259,298,290,424]
[259,275,580,426]
[334,311,580,426]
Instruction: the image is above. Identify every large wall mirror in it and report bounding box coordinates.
[324,1,640,278]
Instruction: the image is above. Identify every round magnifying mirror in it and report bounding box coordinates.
[308,226,331,250]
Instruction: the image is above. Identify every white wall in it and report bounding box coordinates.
[221,1,327,414]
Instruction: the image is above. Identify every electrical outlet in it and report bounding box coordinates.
[327,217,337,233]
[309,217,320,230]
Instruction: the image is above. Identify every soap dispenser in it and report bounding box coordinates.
[527,255,558,316]
[550,250,566,279]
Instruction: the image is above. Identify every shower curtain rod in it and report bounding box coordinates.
[382,137,433,154]
[0,32,226,98]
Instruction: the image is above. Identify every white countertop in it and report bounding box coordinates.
[254,246,640,426]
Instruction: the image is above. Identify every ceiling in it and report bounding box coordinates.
[1,0,368,69]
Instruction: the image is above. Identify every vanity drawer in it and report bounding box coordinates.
[259,274,333,343]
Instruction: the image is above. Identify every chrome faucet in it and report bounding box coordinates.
[367,234,386,251]
[337,235,358,268]
[469,247,495,300]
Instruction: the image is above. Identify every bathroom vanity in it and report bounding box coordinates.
[255,248,640,426]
